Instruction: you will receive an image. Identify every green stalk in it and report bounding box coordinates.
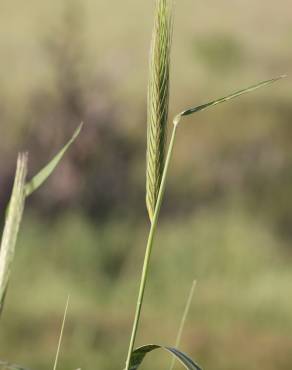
[125,121,179,370]
[169,280,197,370]
[53,295,70,370]
[125,74,284,370]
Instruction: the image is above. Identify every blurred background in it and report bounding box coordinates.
[0,0,292,369]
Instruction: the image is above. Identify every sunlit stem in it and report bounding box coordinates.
[125,121,179,370]
[53,295,70,370]
[169,280,197,370]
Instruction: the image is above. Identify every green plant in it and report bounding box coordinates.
[0,123,82,314]
[125,1,284,369]
[0,0,285,369]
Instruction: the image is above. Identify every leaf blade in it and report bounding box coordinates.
[129,344,202,370]
[169,280,197,370]
[53,295,70,370]
[24,122,83,197]
[174,75,286,125]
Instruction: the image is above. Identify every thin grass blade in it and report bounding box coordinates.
[53,295,70,370]
[0,153,28,312]
[129,344,202,370]
[169,280,197,370]
[0,125,82,314]
[25,122,83,197]
[173,75,286,125]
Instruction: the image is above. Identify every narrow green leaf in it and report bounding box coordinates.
[169,280,197,370]
[0,361,30,370]
[53,295,70,370]
[1,124,82,314]
[173,75,286,125]
[24,122,83,197]
[0,153,28,312]
[129,344,202,370]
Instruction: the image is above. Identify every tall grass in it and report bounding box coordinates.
[0,123,82,316]
[125,0,284,368]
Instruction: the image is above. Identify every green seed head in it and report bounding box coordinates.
[146,0,173,222]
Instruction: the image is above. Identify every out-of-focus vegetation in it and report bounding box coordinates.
[1,0,292,370]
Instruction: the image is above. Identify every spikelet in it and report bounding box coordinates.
[146,0,173,222]
[0,153,27,311]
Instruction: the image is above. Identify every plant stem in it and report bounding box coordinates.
[169,280,197,370]
[53,295,70,370]
[125,122,179,370]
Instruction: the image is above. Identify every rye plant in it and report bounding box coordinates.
[124,1,284,369]
[0,0,285,369]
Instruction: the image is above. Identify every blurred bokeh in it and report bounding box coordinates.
[1,0,292,369]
